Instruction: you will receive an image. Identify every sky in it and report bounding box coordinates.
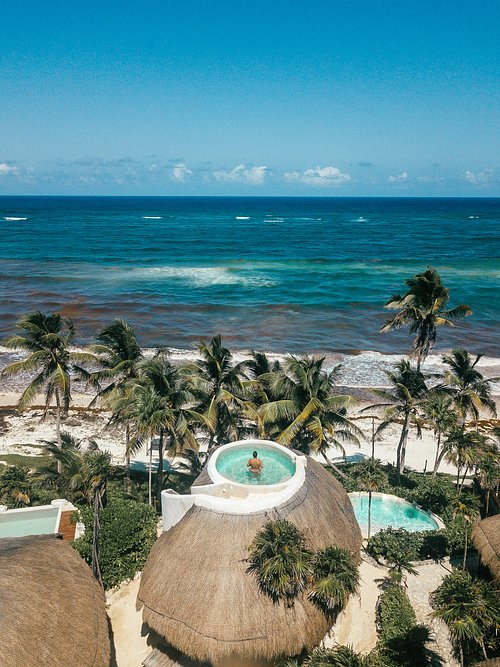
[0,1,499,196]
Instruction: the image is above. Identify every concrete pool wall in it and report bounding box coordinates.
[0,499,77,540]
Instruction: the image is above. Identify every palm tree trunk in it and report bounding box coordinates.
[321,451,348,479]
[55,390,62,474]
[396,411,410,479]
[463,529,468,570]
[368,490,372,540]
[432,430,442,477]
[125,423,131,492]
[456,465,461,491]
[459,466,469,494]
[156,429,164,511]
[148,435,153,506]
[486,489,490,516]
[459,643,464,667]
[92,485,103,587]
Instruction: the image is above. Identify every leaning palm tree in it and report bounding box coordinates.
[452,499,480,570]
[381,267,472,369]
[441,348,497,425]
[80,319,143,480]
[1,311,92,470]
[258,356,362,470]
[430,569,500,666]
[184,335,248,452]
[422,392,458,476]
[364,360,428,479]
[356,459,386,538]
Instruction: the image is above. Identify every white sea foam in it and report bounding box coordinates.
[142,216,162,219]
[3,217,27,221]
[235,216,250,220]
[135,266,275,288]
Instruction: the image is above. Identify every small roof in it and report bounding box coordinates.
[472,514,500,584]
[137,456,362,665]
[0,534,111,667]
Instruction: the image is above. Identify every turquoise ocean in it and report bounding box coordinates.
[0,196,498,357]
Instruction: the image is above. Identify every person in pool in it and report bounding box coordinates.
[247,451,263,476]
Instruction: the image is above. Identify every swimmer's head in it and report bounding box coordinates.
[253,451,258,458]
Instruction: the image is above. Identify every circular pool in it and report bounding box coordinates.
[215,443,296,485]
[348,492,443,536]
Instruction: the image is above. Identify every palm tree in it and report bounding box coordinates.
[1,311,92,471]
[185,335,248,452]
[0,465,32,507]
[381,267,472,370]
[477,447,500,515]
[356,459,386,539]
[258,356,362,472]
[305,645,368,666]
[444,426,485,492]
[430,569,500,666]
[136,350,200,508]
[422,392,458,476]
[308,546,359,618]
[247,519,313,606]
[80,319,143,480]
[441,349,497,426]
[364,360,427,479]
[452,499,480,570]
[385,549,419,586]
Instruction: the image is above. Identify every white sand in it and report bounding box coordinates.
[107,576,150,667]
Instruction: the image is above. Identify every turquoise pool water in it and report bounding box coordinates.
[215,446,296,485]
[0,507,59,538]
[349,494,439,534]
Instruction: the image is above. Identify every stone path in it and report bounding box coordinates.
[406,560,460,667]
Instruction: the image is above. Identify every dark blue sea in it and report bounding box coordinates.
[0,196,499,357]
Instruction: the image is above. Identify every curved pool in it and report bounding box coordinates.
[349,492,442,536]
[215,444,296,485]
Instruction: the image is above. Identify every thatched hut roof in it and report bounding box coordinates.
[137,456,362,665]
[0,534,111,667]
[472,515,500,584]
[473,659,500,667]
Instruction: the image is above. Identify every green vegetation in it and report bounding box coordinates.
[73,498,157,589]
[248,519,359,619]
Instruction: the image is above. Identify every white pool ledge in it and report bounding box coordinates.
[162,439,307,532]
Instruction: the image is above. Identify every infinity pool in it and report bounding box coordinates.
[349,492,440,535]
[0,506,60,538]
[215,445,296,485]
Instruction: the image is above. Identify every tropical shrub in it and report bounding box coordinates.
[73,497,157,589]
[404,474,455,515]
[309,546,360,617]
[366,527,421,563]
[378,582,417,643]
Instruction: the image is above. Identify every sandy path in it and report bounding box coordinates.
[325,557,385,654]
[107,576,150,667]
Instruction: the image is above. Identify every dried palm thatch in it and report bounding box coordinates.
[137,457,362,665]
[0,534,111,667]
[472,514,500,584]
[473,659,500,667]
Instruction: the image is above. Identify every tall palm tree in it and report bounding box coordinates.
[441,349,497,425]
[356,459,386,539]
[136,350,200,508]
[258,356,362,470]
[185,335,248,452]
[444,426,486,492]
[477,447,500,515]
[381,267,472,369]
[430,569,500,666]
[80,319,143,480]
[452,499,480,570]
[364,360,427,479]
[422,392,458,476]
[1,311,92,470]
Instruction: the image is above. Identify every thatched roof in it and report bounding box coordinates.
[144,646,209,667]
[0,534,111,667]
[473,659,500,667]
[137,457,362,665]
[472,515,500,584]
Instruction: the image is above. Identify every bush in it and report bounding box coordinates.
[378,582,417,643]
[73,497,157,589]
[366,528,422,562]
[404,475,455,515]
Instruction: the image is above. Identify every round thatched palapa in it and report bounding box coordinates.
[0,533,111,667]
[137,456,362,666]
[472,514,500,584]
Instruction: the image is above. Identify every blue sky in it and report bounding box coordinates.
[1,1,499,195]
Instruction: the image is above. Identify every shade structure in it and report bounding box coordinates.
[472,514,500,584]
[0,533,111,667]
[137,456,362,666]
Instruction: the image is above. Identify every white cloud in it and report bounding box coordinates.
[284,166,351,186]
[212,163,268,184]
[0,162,19,177]
[171,162,192,182]
[464,168,493,185]
[387,171,408,183]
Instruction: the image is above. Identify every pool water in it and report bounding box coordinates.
[0,507,60,538]
[215,446,296,485]
[349,494,439,534]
